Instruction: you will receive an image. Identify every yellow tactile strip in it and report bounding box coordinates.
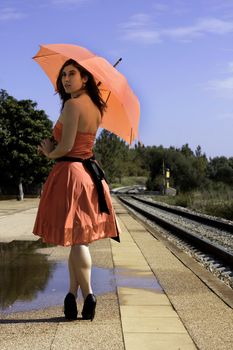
[111,200,196,350]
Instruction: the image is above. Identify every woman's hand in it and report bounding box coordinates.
[38,139,55,158]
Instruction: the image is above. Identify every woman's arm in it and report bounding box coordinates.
[39,99,80,159]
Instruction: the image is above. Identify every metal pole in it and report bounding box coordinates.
[162,159,165,195]
[113,58,122,68]
[97,58,122,87]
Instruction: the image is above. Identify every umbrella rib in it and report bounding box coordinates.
[33,52,66,59]
[105,91,111,104]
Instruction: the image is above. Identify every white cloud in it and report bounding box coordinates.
[207,76,233,90]
[0,7,26,21]
[152,3,169,13]
[123,29,161,44]
[216,112,233,121]
[205,76,233,99]
[152,1,190,16]
[120,13,161,44]
[120,15,233,44]
[204,61,233,99]
[197,17,233,34]
[228,61,233,73]
[163,25,203,40]
[162,17,233,40]
[121,13,152,29]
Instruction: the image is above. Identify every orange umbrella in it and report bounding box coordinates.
[33,44,140,144]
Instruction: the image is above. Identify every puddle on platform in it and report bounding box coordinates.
[0,240,115,314]
[0,240,163,314]
[115,267,163,292]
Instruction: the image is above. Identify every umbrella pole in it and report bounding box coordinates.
[97,58,122,87]
[104,58,123,103]
[113,57,122,68]
[130,128,133,144]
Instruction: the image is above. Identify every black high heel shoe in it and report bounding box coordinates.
[64,292,78,320]
[82,294,97,321]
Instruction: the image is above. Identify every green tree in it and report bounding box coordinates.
[146,146,166,192]
[207,156,233,185]
[127,142,149,177]
[207,157,231,184]
[94,130,129,183]
[193,145,208,187]
[195,145,202,157]
[0,90,53,198]
[180,143,194,158]
[228,157,233,169]
[146,144,207,193]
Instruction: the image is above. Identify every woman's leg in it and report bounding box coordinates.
[69,244,93,299]
[68,251,79,297]
[64,249,80,320]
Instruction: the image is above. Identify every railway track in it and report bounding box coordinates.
[131,195,233,233]
[117,195,233,287]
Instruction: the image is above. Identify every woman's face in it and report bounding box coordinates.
[61,64,87,97]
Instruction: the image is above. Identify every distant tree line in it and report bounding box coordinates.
[0,89,232,198]
[95,131,233,193]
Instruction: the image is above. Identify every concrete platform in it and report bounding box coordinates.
[111,200,196,350]
[0,198,233,349]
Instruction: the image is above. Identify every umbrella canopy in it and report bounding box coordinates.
[33,44,140,144]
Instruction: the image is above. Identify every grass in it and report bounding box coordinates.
[151,188,233,221]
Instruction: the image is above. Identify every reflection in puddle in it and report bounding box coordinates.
[0,240,115,314]
[115,267,163,292]
[0,240,56,312]
[0,240,163,315]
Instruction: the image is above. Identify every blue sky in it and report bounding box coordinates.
[0,0,233,158]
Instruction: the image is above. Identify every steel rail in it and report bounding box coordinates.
[130,195,233,234]
[118,196,233,269]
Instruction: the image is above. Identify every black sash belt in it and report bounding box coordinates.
[56,156,110,214]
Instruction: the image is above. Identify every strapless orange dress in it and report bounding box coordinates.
[33,121,119,246]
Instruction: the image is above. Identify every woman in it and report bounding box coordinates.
[33,59,119,321]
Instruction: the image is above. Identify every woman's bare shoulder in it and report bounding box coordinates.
[60,100,81,127]
[63,98,82,109]
[62,99,82,117]
[64,95,92,112]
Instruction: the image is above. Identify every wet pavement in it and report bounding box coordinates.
[0,202,125,349]
[0,240,56,313]
[0,261,116,314]
[115,267,163,291]
[0,238,162,314]
[3,198,231,349]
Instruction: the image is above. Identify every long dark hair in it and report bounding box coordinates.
[56,59,107,116]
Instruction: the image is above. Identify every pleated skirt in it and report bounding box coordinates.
[33,162,119,246]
